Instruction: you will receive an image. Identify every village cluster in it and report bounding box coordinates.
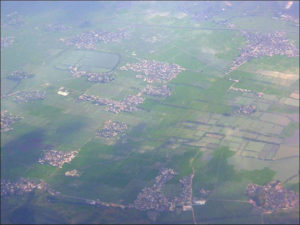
[2,11,24,28]
[1,111,22,132]
[120,59,185,83]
[69,66,114,83]
[236,105,257,115]
[229,31,299,72]
[78,94,145,114]
[77,59,183,113]
[246,181,299,212]
[45,23,71,32]
[65,169,80,177]
[278,14,299,25]
[61,29,130,49]
[1,36,15,49]
[13,90,46,103]
[1,178,48,197]
[2,10,299,222]
[6,70,35,81]
[177,174,194,209]
[96,120,128,138]
[133,168,177,212]
[133,168,197,212]
[38,150,78,168]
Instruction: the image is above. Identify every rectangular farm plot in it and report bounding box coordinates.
[233,96,256,105]
[241,150,258,158]
[260,113,290,126]
[194,130,205,138]
[200,136,222,145]
[274,145,299,159]
[256,70,299,87]
[233,118,257,130]
[254,135,282,145]
[262,94,279,102]
[245,141,265,152]
[194,112,211,123]
[239,130,258,140]
[208,126,224,134]
[252,121,279,135]
[256,102,270,111]
[195,123,211,132]
[280,97,299,107]
[219,139,243,152]
[258,144,279,160]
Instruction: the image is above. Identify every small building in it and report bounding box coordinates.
[57,90,69,96]
[193,199,206,206]
[182,205,192,211]
[87,200,96,205]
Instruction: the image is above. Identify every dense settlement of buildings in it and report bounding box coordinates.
[133,168,197,212]
[236,105,257,115]
[1,36,15,49]
[246,181,299,212]
[96,120,128,138]
[78,94,145,114]
[228,31,299,73]
[277,13,299,25]
[13,90,46,103]
[1,111,23,132]
[177,174,194,209]
[61,29,130,49]
[6,70,35,81]
[45,23,71,32]
[2,170,299,216]
[2,11,24,28]
[133,168,177,212]
[38,150,78,168]
[65,169,80,177]
[69,66,114,83]
[120,59,186,83]
[1,179,49,197]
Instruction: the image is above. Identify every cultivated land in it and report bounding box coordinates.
[1,2,299,224]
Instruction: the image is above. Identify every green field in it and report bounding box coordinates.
[1,2,299,224]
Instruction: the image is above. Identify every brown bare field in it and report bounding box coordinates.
[257,70,299,80]
[280,97,299,107]
[257,70,299,86]
[290,91,299,100]
[274,145,299,159]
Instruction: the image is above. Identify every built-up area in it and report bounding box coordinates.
[61,29,130,49]
[96,120,128,138]
[38,150,78,168]
[1,111,22,132]
[69,66,114,83]
[229,31,299,72]
[246,181,299,212]
[13,90,46,103]
[120,59,185,83]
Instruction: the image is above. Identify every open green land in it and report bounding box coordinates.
[1,1,299,224]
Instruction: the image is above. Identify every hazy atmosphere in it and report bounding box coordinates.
[1,1,299,224]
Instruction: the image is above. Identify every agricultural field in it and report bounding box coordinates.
[1,1,299,224]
